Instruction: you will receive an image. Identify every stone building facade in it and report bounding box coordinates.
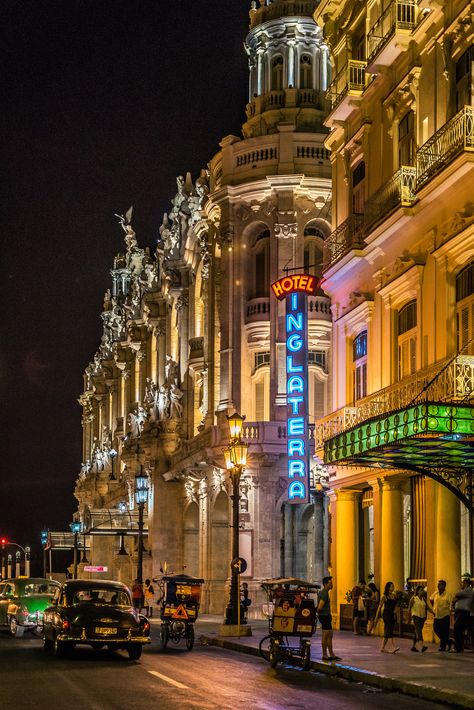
[313,0,474,620]
[74,1,334,614]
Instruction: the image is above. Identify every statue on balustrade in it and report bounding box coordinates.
[169,383,184,418]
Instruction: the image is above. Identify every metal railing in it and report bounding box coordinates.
[327,60,367,110]
[416,106,474,190]
[365,166,417,230]
[367,0,416,62]
[324,214,366,269]
[315,355,474,449]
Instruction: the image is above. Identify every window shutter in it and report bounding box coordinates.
[255,381,265,421]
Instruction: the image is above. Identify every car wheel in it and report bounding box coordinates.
[185,624,194,651]
[53,635,69,658]
[43,636,54,652]
[10,617,25,638]
[160,623,169,650]
[128,644,142,661]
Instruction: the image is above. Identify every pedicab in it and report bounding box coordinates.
[259,577,319,670]
[158,574,204,651]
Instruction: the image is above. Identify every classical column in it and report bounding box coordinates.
[335,489,361,612]
[380,478,405,590]
[288,43,295,87]
[435,482,461,594]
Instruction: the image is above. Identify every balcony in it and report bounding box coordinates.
[364,166,417,231]
[308,295,332,320]
[324,214,366,270]
[315,355,474,450]
[242,421,315,450]
[327,60,368,120]
[367,0,417,67]
[416,106,474,191]
[245,297,270,324]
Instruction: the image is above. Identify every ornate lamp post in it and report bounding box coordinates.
[25,546,31,577]
[70,521,83,579]
[224,412,249,626]
[134,467,149,585]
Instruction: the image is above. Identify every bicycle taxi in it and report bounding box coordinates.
[158,574,204,651]
[259,577,319,669]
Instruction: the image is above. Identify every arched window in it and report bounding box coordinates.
[304,227,324,277]
[272,56,284,91]
[252,366,270,421]
[398,300,417,379]
[299,54,313,89]
[456,261,474,355]
[253,230,270,298]
[352,161,366,216]
[353,330,367,401]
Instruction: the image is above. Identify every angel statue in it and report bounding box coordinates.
[115,206,138,252]
[169,383,184,418]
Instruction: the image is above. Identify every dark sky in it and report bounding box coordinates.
[1,0,249,554]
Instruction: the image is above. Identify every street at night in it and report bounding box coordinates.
[0,623,451,710]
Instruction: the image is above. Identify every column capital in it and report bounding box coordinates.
[334,488,362,502]
[380,476,404,492]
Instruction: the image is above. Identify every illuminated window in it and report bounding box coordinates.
[398,110,415,166]
[353,330,367,401]
[304,228,324,277]
[398,301,417,379]
[308,350,326,371]
[272,56,284,90]
[456,261,474,355]
[456,46,474,112]
[299,54,312,89]
[254,351,270,372]
[352,161,366,216]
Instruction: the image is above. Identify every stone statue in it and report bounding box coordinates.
[80,460,91,479]
[158,385,170,420]
[85,364,93,390]
[144,377,159,420]
[165,355,179,386]
[103,289,112,311]
[115,206,138,252]
[169,383,184,418]
[93,351,102,374]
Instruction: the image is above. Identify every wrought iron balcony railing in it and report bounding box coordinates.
[324,214,366,269]
[416,106,474,190]
[365,166,417,231]
[367,0,417,63]
[327,60,367,111]
[315,355,474,449]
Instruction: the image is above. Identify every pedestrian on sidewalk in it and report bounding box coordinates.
[132,578,144,612]
[317,576,341,662]
[453,578,474,652]
[366,582,380,636]
[409,586,433,652]
[351,579,367,635]
[429,580,454,652]
[144,578,154,617]
[374,581,400,653]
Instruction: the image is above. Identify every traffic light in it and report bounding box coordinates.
[41,530,48,546]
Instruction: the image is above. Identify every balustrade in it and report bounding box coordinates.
[365,166,417,230]
[236,147,278,168]
[324,214,366,269]
[245,297,271,323]
[327,59,367,111]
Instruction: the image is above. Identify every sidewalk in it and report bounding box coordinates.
[192,615,474,709]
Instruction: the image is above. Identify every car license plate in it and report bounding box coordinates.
[95,627,117,635]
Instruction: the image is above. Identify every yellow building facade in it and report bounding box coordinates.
[313,0,474,619]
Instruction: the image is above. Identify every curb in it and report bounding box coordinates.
[201,635,474,709]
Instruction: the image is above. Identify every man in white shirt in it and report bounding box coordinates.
[429,580,453,652]
[453,578,474,652]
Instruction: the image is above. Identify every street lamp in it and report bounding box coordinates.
[134,467,149,585]
[25,546,31,577]
[224,412,249,626]
[70,521,83,579]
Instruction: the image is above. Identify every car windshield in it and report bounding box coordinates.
[72,588,131,606]
[24,582,58,596]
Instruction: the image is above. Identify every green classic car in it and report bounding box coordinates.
[0,578,61,637]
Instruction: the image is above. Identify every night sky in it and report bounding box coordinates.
[2,0,249,556]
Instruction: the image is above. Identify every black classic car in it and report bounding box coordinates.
[43,579,150,660]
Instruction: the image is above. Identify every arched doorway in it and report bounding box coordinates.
[210,490,230,614]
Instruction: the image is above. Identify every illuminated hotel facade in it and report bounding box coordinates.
[313,0,474,619]
[73,1,334,613]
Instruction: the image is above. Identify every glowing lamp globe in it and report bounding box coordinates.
[227,412,245,439]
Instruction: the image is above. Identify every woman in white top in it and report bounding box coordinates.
[409,586,434,652]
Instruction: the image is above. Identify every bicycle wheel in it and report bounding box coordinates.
[185,623,195,651]
[160,623,169,650]
[259,635,272,662]
[269,638,281,669]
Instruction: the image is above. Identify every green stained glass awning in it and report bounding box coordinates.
[323,403,474,469]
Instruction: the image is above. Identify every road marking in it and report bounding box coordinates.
[147,670,189,689]
[407,663,441,668]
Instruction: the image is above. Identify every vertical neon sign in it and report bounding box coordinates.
[271,274,319,504]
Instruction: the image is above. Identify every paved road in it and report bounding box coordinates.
[0,627,449,710]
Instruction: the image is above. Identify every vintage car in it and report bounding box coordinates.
[0,577,61,637]
[43,579,150,660]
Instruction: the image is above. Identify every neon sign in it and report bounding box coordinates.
[272,274,318,504]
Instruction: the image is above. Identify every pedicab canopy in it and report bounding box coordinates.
[160,574,204,622]
[261,578,319,636]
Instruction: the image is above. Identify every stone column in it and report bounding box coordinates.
[435,482,461,594]
[334,489,361,613]
[380,478,404,590]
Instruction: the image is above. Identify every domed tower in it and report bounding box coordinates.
[244,0,330,137]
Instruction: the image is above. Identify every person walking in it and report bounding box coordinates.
[429,580,453,652]
[317,576,341,662]
[374,581,400,653]
[366,582,380,636]
[453,578,474,652]
[144,578,154,617]
[409,586,433,652]
[351,579,367,635]
[132,578,144,613]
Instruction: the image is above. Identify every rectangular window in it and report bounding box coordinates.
[254,351,270,371]
[398,110,415,166]
[456,46,474,111]
[308,350,327,370]
[255,381,265,421]
[457,303,474,355]
[354,362,367,401]
[398,334,417,379]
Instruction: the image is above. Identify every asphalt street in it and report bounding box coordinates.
[0,626,450,710]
